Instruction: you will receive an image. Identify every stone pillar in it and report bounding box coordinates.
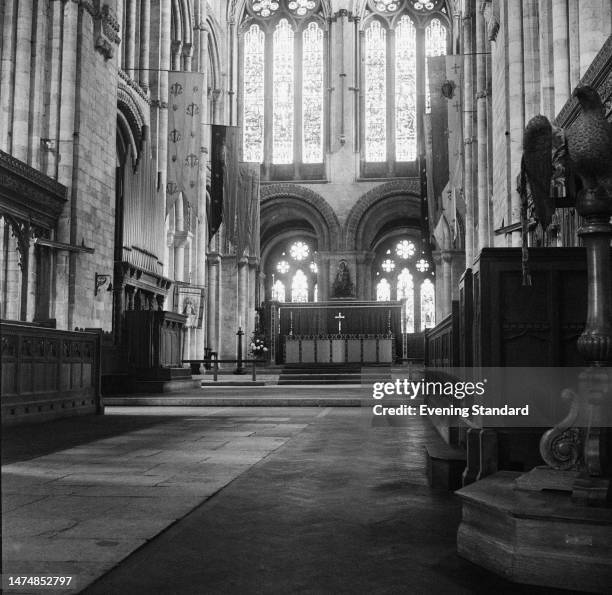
[139,0,151,90]
[522,0,540,120]
[0,0,16,152]
[125,0,137,77]
[578,1,611,79]
[507,0,524,247]
[567,0,580,88]
[442,251,453,320]
[12,0,33,162]
[552,0,570,114]
[538,0,555,118]
[476,6,489,252]
[462,4,475,266]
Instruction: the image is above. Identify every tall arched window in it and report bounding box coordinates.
[273,19,294,163]
[374,236,435,332]
[243,24,266,162]
[364,20,387,162]
[267,238,318,302]
[241,2,325,178]
[291,270,309,302]
[425,18,448,113]
[361,1,450,175]
[420,278,435,329]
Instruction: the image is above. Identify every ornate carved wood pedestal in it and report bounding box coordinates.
[456,187,612,591]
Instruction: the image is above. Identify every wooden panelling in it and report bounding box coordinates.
[1,322,101,425]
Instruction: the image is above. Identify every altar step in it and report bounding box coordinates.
[278,363,391,385]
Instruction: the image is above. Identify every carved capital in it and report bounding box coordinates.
[93,1,121,60]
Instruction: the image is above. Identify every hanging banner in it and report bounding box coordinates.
[209,125,239,240]
[235,162,260,262]
[166,72,205,214]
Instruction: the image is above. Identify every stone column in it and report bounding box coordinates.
[538,0,555,118]
[476,6,489,252]
[551,0,570,114]
[567,0,580,88]
[507,0,524,247]
[125,0,137,77]
[442,251,453,320]
[522,0,540,119]
[462,4,475,266]
[12,0,33,162]
[578,1,611,79]
[139,0,151,90]
[0,0,16,152]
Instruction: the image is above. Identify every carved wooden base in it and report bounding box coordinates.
[456,471,612,593]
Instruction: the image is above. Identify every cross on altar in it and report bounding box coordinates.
[334,312,345,334]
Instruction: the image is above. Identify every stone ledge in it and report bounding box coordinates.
[456,471,612,593]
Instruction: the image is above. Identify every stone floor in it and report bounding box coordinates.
[2,402,568,594]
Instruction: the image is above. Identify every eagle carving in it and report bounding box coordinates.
[519,85,612,231]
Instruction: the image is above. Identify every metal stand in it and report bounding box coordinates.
[234,327,246,375]
[539,186,612,503]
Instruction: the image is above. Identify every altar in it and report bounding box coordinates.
[284,334,394,364]
[267,300,403,364]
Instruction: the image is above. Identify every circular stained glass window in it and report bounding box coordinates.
[290,241,310,261]
[396,240,416,259]
[251,0,279,18]
[276,260,290,274]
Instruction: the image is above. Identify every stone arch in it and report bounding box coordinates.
[117,86,145,159]
[260,184,341,252]
[344,180,421,251]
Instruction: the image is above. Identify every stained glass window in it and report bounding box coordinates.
[396,240,416,259]
[277,260,290,274]
[290,241,309,260]
[243,24,265,162]
[273,19,294,164]
[313,283,318,302]
[376,278,391,301]
[397,268,414,332]
[364,20,387,162]
[251,1,280,18]
[302,22,324,163]
[420,278,435,330]
[291,269,309,302]
[381,259,395,273]
[425,18,448,113]
[288,0,316,17]
[395,16,417,161]
[272,279,286,302]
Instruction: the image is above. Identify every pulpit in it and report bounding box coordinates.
[122,311,198,391]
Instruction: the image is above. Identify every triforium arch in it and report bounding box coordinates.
[260,184,341,252]
[344,180,421,251]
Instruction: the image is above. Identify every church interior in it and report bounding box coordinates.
[1,0,612,592]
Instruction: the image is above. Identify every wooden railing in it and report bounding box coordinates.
[1,321,101,425]
[424,301,459,369]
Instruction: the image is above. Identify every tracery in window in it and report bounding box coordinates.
[251,1,280,18]
[302,22,324,163]
[364,20,387,162]
[273,19,295,164]
[290,241,309,260]
[288,0,317,17]
[291,269,309,302]
[395,16,417,161]
[272,279,286,302]
[420,278,435,330]
[425,18,448,113]
[376,278,391,301]
[396,239,415,259]
[243,24,266,162]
